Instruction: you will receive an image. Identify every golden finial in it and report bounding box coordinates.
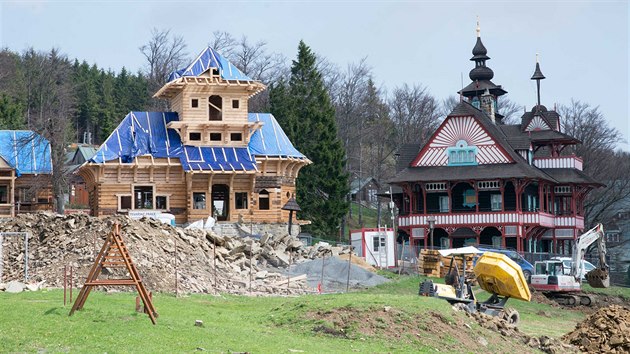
[476,16,480,37]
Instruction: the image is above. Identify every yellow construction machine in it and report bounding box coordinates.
[419,247,531,326]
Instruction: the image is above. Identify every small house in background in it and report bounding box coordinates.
[65,144,97,207]
[350,177,380,206]
[350,228,395,268]
[0,130,53,216]
[79,46,310,225]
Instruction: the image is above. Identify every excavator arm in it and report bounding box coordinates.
[572,224,609,288]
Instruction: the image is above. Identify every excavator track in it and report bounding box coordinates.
[543,292,594,307]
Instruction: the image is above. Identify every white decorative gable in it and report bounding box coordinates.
[414,116,512,166]
[525,115,550,131]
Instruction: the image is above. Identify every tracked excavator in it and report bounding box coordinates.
[530,224,609,306]
[419,247,531,327]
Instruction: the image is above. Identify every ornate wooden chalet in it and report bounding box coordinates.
[79,47,310,224]
[390,27,600,254]
[0,130,53,216]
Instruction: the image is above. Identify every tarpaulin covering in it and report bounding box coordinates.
[181,146,256,172]
[0,130,52,175]
[89,111,306,171]
[168,47,253,82]
[91,112,182,163]
[248,113,306,159]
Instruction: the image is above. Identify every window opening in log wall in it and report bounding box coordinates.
[189,132,201,141]
[134,186,153,209]
[208,95,222,121]
[193,192,206,209]
[235,192,248,209]
[259,190,270,210]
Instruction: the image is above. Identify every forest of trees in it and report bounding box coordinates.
[0,29,628,239]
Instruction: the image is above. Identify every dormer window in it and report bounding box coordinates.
[211,68,219,76]
[232,99,240,109]
[209,95,222,121]
[191,99,199,108]
[447,140,478,166]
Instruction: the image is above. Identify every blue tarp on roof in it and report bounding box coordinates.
[90,111,306,170]
[248,113,306,159]
[0,130,52,175]
[168,47,253,82]
[91,112,183,163]
[181,146,257,172]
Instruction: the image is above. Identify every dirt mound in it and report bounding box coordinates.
[455,307,577,353]
[294,305,561,352]
[563,305,630,353]
[0,212,363,295]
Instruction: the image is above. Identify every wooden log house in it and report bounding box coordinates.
[390,25,601,255]
[79,47,311,225]
[0,130,53,216]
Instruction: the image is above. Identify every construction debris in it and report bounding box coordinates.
[454,306,577,354]
[563,305,630,353]
[0,212,367,296]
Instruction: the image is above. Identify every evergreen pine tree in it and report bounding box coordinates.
[270,41,349,240]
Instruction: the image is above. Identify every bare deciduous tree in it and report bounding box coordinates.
[140,28,188,109]
[390,83,440,146]
[22,48,76,214]
[559,99,629,226]
[208,32,287,112]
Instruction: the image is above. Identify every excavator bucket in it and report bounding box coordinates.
[585,268,610,288]
[473,252,531,302]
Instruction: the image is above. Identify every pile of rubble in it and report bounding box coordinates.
[455,307,576,354]
[0,212,363,296]
[563,305,630,353]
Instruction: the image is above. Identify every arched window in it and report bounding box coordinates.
[259,189,270,210]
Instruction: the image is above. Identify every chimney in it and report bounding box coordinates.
[480,89,495,123]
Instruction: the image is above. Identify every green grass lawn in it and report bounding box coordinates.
[0,275,600,353]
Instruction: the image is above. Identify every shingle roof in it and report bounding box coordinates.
[541,168,603,186]
[498,125,532,150]
[395,143,421,172]
[458,80,507,97]
[528,130,580,144]
[520,106,561,131]
[390,163,554,183]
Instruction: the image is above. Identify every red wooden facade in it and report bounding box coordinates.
[390,31,599,255]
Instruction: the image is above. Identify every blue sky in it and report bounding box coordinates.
[1,1,628,149]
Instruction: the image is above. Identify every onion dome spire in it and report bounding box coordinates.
[469,18,494,81]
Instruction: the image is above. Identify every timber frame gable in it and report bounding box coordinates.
[411,105,516,168]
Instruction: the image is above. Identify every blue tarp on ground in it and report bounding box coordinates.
[0,130,52,175]
[168,47,253,82]
[89,111,306,171]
